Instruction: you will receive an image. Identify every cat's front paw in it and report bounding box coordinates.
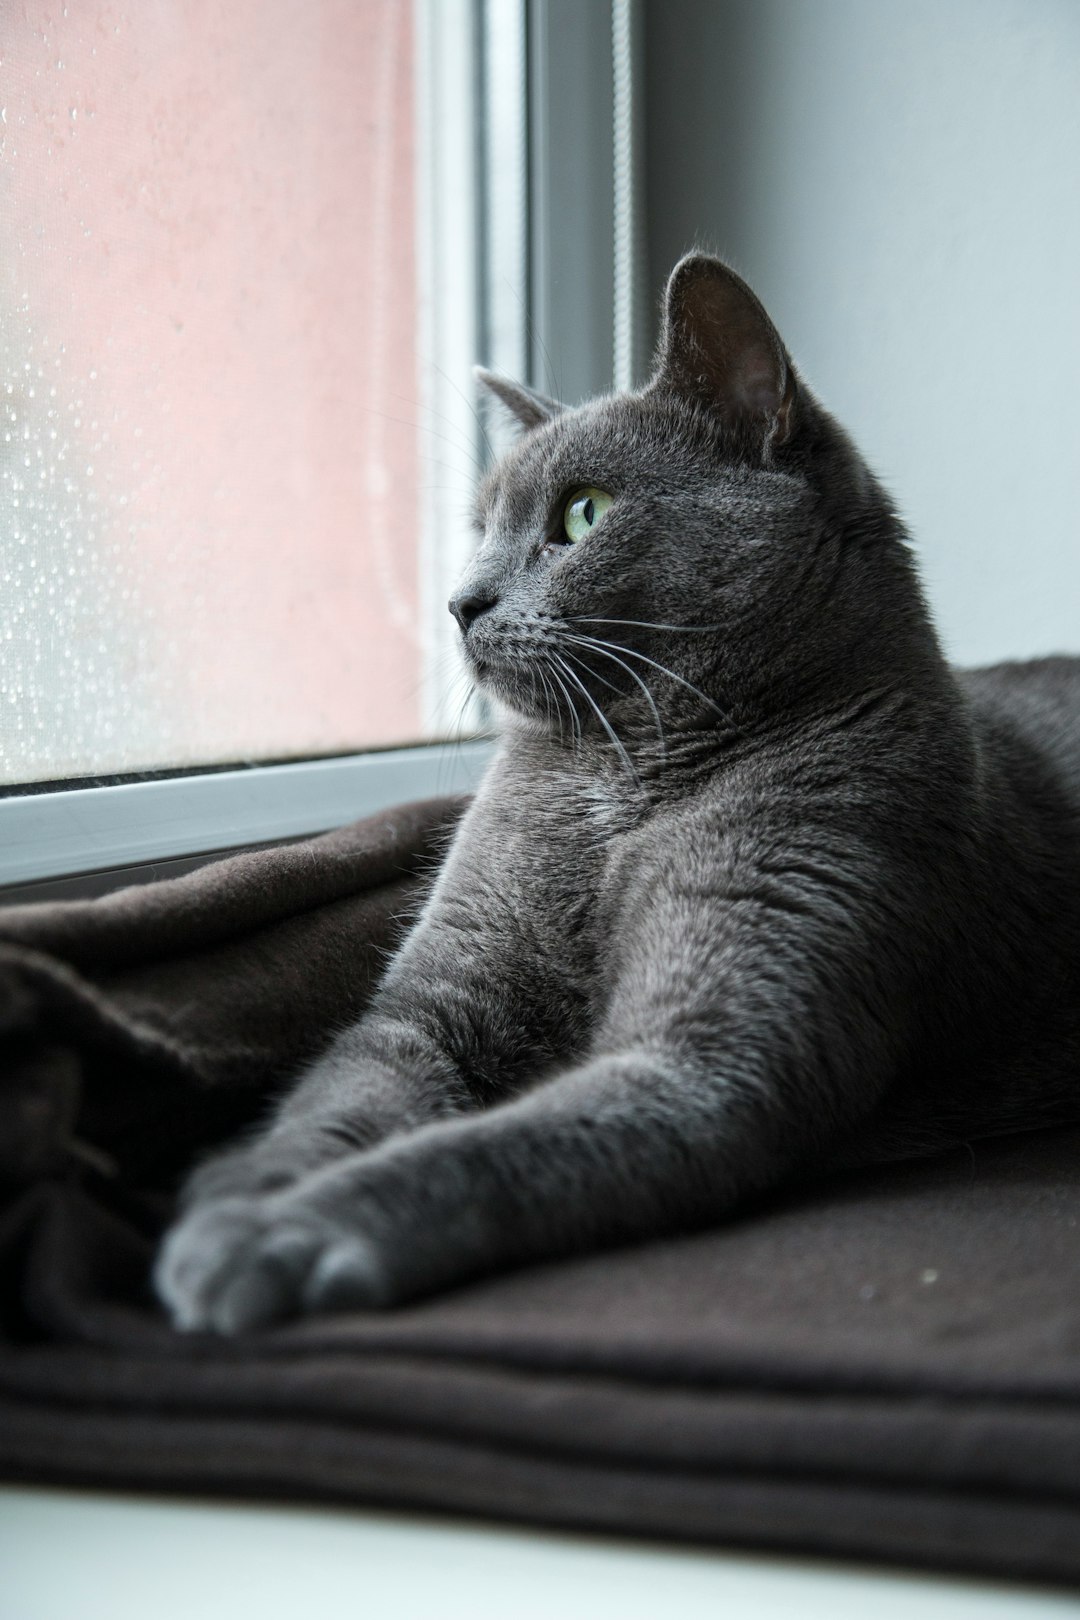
[154,1191,390,1334]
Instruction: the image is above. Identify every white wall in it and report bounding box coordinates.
[645,0,1080,667]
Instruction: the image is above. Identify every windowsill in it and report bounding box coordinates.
[0,740,493,898]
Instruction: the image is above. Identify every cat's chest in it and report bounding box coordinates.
[506,771,632,888]
[470,760,642,970]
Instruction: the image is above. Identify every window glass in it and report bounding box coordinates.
[1,1,451,786]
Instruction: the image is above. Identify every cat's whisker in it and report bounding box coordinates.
[536,666,562,745]
[426,360,497,467]
[544,656,583,750]
[406,651,476,727]
[497,272,563,405]
[558,636,667,761]
[433,679,485,796]
[553,648,621,767]
[552,652,641,788]
[563,652,623,699]
[386,385,491,467]
[566,632,732,724]
[568,616,722,634]
[419,456,493,481]
[363,400,485,475]
[562,649,645,763]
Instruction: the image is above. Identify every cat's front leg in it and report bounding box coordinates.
[157,861,581,1325]
[154,1011,476,1329]
[155,1051,738,1330]
[158,853,908,1331]
[176,1019,472,1209]
[151,1042,834,1333]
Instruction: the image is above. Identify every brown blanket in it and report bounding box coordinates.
[2,795,1079,1587]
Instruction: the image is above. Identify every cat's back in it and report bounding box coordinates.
[960,655,1080,809]
[955,655,1080,1018]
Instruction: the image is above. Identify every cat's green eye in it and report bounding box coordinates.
[562,487,613,544]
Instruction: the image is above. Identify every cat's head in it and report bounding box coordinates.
[453,254,923,752]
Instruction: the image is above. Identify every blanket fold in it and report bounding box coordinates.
[2,794,1079,1587]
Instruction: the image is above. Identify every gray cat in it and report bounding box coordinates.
[156,255,1080,1333]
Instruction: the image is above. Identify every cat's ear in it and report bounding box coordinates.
[474,367,565,431]
[654,255,796,449]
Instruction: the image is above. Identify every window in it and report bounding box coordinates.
[3,1,460,787]
[0,1,636,890]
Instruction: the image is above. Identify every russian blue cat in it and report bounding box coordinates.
[157,255,1080,1332]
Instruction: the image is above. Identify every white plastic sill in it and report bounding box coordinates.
[0,741,493,892]
[1,1488,1075,1620]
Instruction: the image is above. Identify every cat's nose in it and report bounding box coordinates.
[448,590,497,633]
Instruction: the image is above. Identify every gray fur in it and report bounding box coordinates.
[157,255,1080,1333]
